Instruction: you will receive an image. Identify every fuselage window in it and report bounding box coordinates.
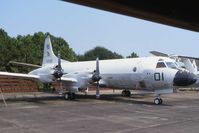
[166,62,178,69]
[156,62,166,68]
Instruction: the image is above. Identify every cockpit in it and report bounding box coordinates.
[156,59,178,69]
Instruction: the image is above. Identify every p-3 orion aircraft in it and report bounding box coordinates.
[0,36,197,105]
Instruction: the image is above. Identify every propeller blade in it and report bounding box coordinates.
[96,57,100,75]
[92,57,101,82]
[96,81,100,98]
[94,57,101,98]
[58,77,64,95]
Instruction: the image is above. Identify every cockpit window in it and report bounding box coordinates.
[166,62,178,69]
[156,62,166,68]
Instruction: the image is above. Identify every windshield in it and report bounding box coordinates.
[166,62,178,69]
[156,62,166,68]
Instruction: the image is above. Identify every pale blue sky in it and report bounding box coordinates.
[0,0,199,57]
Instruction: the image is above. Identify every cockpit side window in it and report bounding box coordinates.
[156,62,166,68]
[166,62,178,69]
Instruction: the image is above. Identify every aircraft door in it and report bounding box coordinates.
[142,69,154,89]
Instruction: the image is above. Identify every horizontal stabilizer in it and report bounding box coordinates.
[150,51,169,57]
[9,61,41,68]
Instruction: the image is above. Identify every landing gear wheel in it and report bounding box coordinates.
[121,90,131,97]
[126,90,131,97]
[121,90,126,97]
[64,93,69,100]
[154,98,163,105]
[154,98,160,105]
[64,93,76,100]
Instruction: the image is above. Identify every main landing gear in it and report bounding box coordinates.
[64,92,76,100]
[154,97,163,105]
[121,90,131,97]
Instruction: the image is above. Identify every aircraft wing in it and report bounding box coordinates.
[0,72,77,83]
[60,77,77,83]
[0,71,39,80]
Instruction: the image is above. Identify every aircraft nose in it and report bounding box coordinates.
[173,70,197,86]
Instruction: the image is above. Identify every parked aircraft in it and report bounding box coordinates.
[0,36,197,104]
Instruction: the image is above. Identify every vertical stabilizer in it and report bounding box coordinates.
[192,59,198,73]
[182,59,197,73]
[42,35,57,67]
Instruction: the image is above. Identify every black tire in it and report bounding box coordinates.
[121,90,126,97]
[64,93,69,100]
[154,98,160,105]
[126,90,131,97]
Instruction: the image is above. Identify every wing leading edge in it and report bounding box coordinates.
[0,72,77,83]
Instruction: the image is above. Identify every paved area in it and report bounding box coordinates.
[1,91,199,133]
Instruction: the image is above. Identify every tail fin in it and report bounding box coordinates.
[42,35,58,67]
[182,59,197,73]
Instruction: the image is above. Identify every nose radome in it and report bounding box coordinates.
[173,70,197,86]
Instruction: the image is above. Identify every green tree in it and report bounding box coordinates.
[0,29,19,71]
[77,46,123,61]
[0,29,77,73]
[126,52,139,58]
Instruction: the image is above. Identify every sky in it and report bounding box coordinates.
[0,0,199,57]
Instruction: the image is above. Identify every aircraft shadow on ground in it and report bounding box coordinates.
[76,94,172,106]
[0,93,172,106]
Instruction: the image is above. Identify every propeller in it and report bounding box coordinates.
[52,51,64,95]
[92,58,101,98]
[53,52,63,79]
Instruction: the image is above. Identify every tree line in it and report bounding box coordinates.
[0,28,138,73]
